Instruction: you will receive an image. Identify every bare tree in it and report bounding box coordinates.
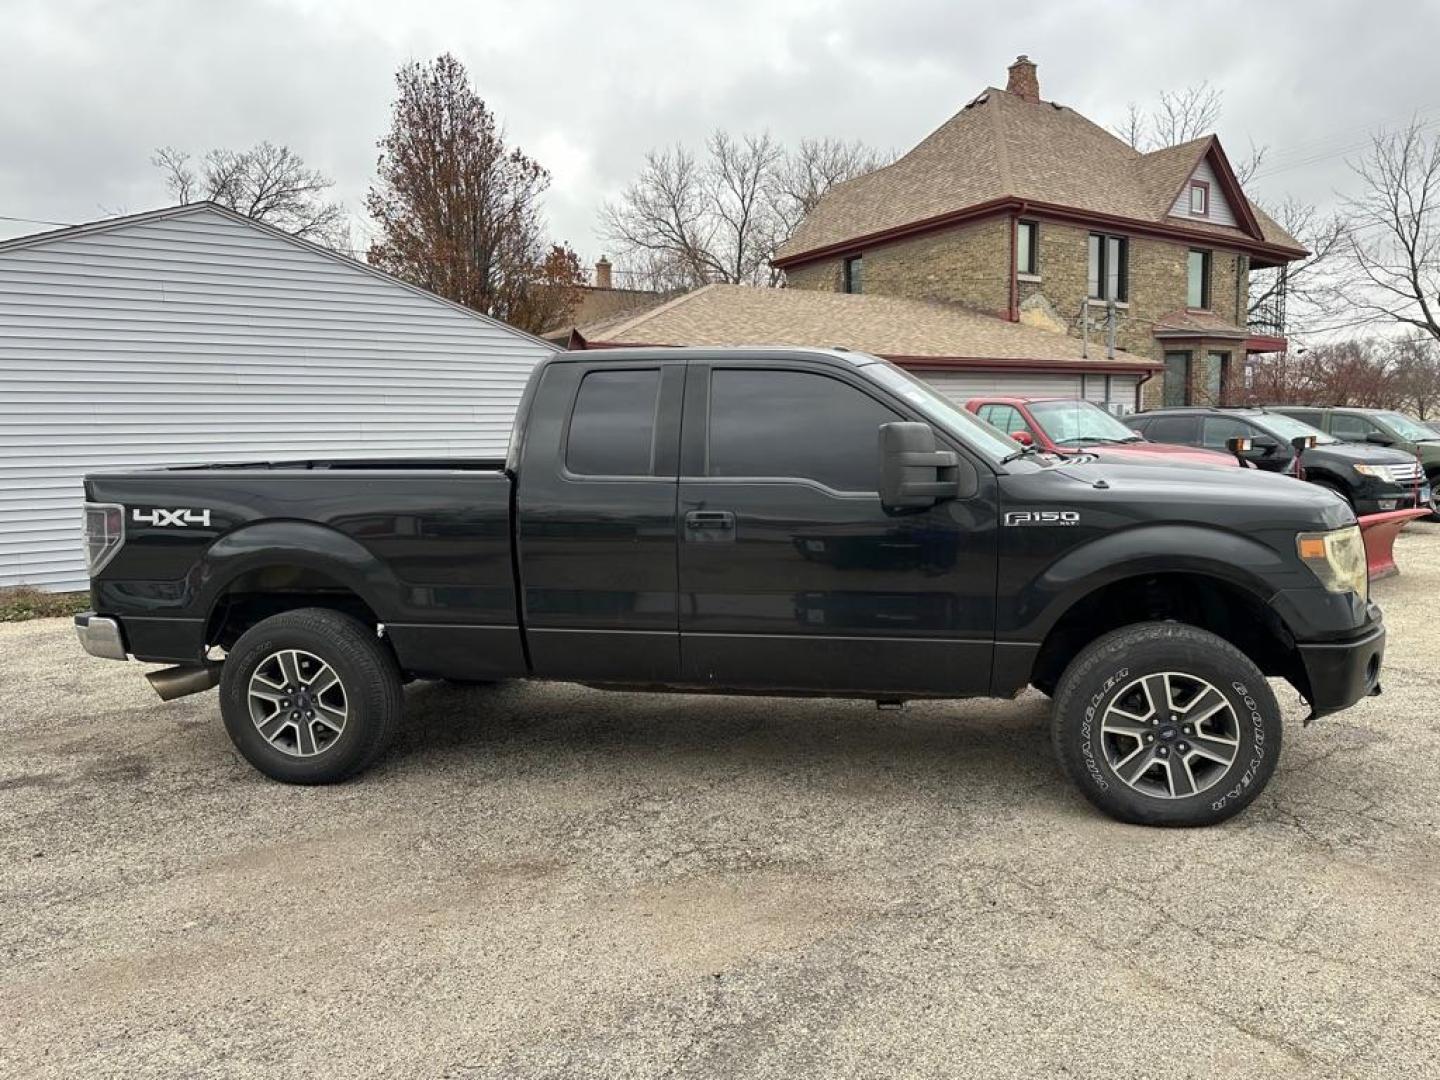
[365,54,584,334]
[602,131,887,290]
[1333,117,1440,342]
[1248,196,1350,335]
[1391,333,1440,417]
[1114,82,1266,182]
[152,142,347,246]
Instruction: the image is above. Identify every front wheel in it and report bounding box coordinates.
[1051,622,1282,826]
[219,608,403,784]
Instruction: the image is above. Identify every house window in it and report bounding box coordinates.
[1087,233,1128,301]
[843,255,863,294]
[1189,181,1209,216]
[1016,220,1039,276]
[1187,249,1212,309]
[1163,351,1192,406]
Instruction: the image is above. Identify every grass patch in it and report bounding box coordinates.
[0,587,90,622]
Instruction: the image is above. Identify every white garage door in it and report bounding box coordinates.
[916,370,1139,414]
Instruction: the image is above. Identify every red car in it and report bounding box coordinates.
[966,396,1240,468]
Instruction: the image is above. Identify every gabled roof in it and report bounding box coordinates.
[774,87,1306,266]
[569,284,1159,371]
[0,201,558,349]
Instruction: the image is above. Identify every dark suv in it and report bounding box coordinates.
[1126,407,1429,514]
[1269,406,1440,517]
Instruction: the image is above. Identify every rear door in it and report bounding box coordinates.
[517,358,684,683]
[675,359,998,697]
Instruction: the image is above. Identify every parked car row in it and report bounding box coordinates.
[963,396,1438,519]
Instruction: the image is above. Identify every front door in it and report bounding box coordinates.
[676,360,997,697]
[1163,351,1192,406]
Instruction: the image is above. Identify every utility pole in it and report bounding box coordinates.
[1105,300,1117,360]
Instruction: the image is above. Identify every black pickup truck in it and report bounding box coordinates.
[76,348,1385,826]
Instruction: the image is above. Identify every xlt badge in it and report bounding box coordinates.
[1005,510,1079,527]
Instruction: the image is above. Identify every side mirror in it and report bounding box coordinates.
[1365,432,1394,446]
[1291,434,1318,452]
[878,422,968,509]
[1010,430,1034,446]
[1225,436,1253,454]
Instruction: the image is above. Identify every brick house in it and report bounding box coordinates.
[773,56,1308,409]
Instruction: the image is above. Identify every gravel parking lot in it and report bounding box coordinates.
[3,523,1438,1080]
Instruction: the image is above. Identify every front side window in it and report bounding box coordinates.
[1202,415,1255,450]
[707,369,898,491]
[1188,249,1212,309]
[1017,220,1039,275]
[566,368,661,476]
[1330,413,1379,442]
[843,255,863,294]
[1088,233,1128,300]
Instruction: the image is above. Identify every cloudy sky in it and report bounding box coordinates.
[3,0,1438,263]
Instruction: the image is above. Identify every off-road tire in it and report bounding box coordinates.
[1052,621,1282,827]
[219,608,403,784]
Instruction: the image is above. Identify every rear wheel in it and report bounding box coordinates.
[219,608,403,784]
[1051,622,1281,827]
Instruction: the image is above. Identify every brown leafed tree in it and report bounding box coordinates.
[1114,82,1266,183]
[1333,117,1440,342]
[366,54,583,333]
[1391,333,1440,417]
[152,142,348,247]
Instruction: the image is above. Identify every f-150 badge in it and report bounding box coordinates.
[1004,510,1079,527]
[132,508,212,528]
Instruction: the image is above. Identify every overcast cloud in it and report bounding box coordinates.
[3,0,1438,262]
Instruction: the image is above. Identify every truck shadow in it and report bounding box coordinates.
[388,679,1063,807]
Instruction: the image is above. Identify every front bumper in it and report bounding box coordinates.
[1353,480,1430,515]
[75,612,128,661]
[1296,618,1385,721]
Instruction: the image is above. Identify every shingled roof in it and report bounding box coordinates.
[774,82,1305,266]
[567,284,1159,371]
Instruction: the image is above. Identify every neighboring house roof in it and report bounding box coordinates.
[568,284,1160,372]
[1152,309,1251,340]
[773,86,1306,267]
[0,201,559,350]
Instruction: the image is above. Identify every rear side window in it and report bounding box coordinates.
[1143,415,1200,445]
[1125,416,1151,435]
[708,369,898,491]
[566,368,661,476]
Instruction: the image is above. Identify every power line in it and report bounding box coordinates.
[0,213,74,228]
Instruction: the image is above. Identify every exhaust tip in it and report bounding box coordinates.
[146,664,221,702]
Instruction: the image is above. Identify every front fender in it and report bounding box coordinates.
[1002,523,1302,643]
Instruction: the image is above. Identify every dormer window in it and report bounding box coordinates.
[1189,180,1210,216]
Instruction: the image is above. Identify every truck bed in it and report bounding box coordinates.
[84,464,523,680]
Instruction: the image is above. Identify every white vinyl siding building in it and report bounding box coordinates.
[0,203,556,591]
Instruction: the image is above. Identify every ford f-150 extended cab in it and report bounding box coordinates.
[75,348,1386,826]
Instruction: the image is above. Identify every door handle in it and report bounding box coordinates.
[685,510,735,529]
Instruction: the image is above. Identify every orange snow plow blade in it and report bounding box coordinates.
[1358,508,1429,581]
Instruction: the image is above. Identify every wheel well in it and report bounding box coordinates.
[1030,573,1302,697]
[205,565,381,652]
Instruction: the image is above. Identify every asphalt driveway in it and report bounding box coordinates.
[3,524,1438,1079]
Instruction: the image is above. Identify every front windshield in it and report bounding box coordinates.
[862,362,1020,462]
[1027,399,1141,446]
[1260,412,1338,445]
[1373,410,1438,441]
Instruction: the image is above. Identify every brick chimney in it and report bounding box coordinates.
[594,256,613,290]
[1006,55,1039,103]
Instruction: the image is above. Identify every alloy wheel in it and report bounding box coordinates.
[246,649,348,757]
[1100,671,1240,799]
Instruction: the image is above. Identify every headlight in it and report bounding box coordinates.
[1353,464,1385,478]
[1297,525,1367,603]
